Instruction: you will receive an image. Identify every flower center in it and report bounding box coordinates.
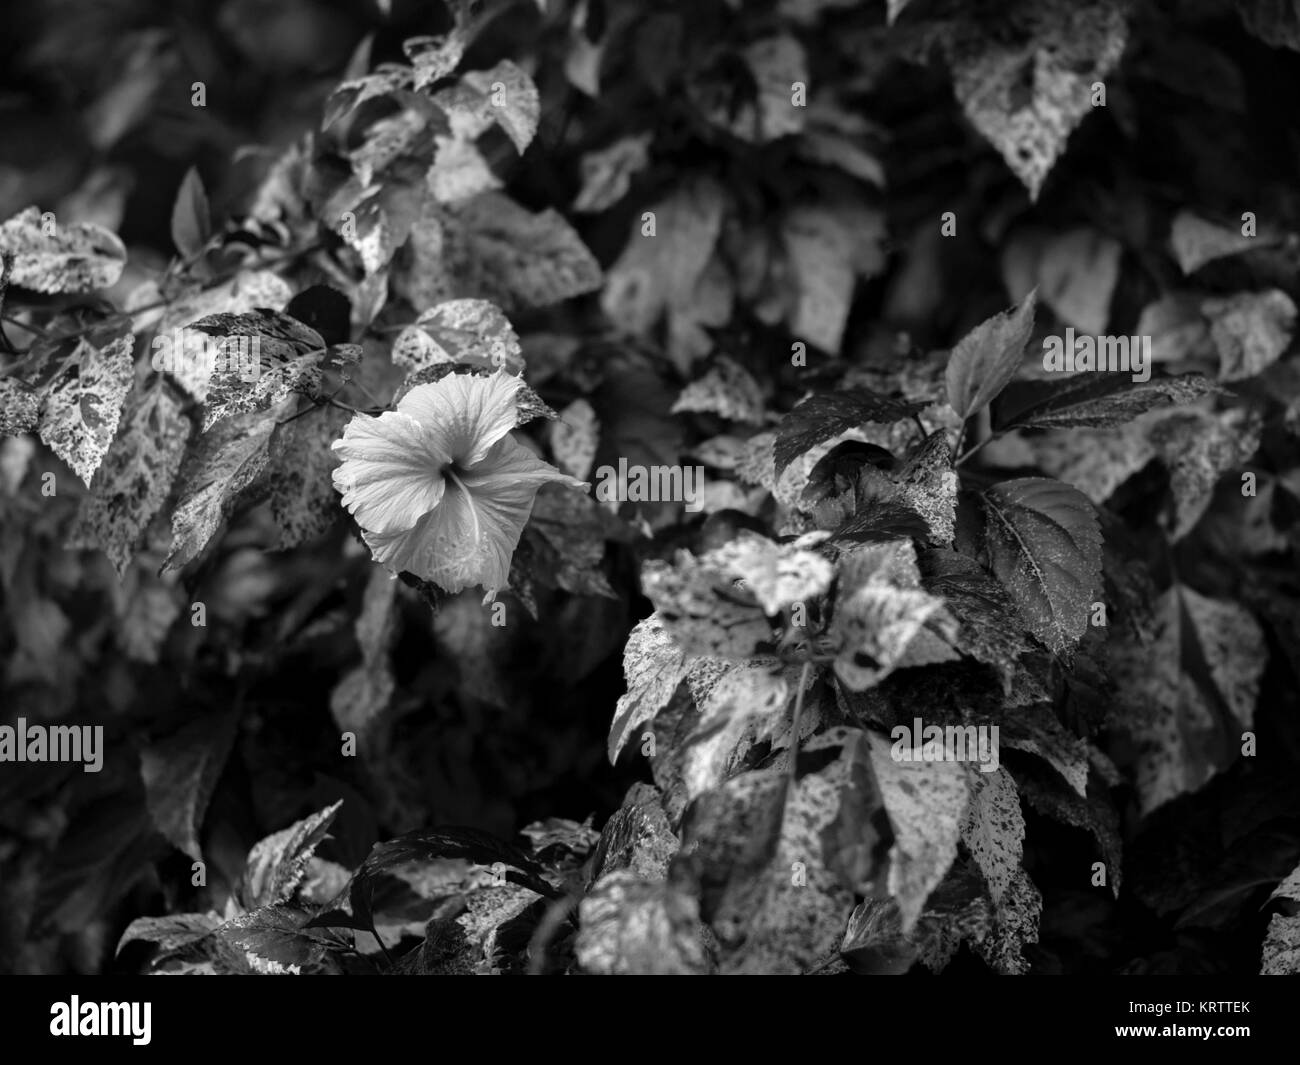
[442,465,482,548]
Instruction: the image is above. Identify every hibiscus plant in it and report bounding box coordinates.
[2,0,1299,978]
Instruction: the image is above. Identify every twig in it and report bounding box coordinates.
[326,397,385,416]
[788,660,813,784]
[0,313,51,340]
[526,891,580,975]
[347,376,387,408]
[276,399,326,427]
[47,242,326,347]
[956,431,1000,467]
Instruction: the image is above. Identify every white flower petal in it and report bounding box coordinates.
[363,479,499,593]
[461,435,589,493]
[396,369,521,470]
[331,410,447,535]
[364,435,586,594]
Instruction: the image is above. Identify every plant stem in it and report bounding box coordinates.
[325,397,385,416]
[788,660,813,783]
[42,242,326,348]
[0,314,51,340]
[347,376,386,408]
[956,431,1000,466]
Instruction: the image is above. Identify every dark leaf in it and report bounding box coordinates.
[589,783,680,884]
[284,285,352,347]
[139,711,239,861]
[993,373,1222,432]
[310,826,562,933]
[831,501,930,545]
[170,167,210,258]
[918,549,1031,674]
[116,912,222,958]
[207,905,347,975]
[981,478,1102,657]
[944,290,1037,421]
[774,389,926,478]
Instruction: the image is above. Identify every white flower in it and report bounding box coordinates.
[332,370,586,598]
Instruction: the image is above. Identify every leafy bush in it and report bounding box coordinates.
[3,0,1300,975]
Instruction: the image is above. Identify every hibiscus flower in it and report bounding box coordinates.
[332,370,587,599]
